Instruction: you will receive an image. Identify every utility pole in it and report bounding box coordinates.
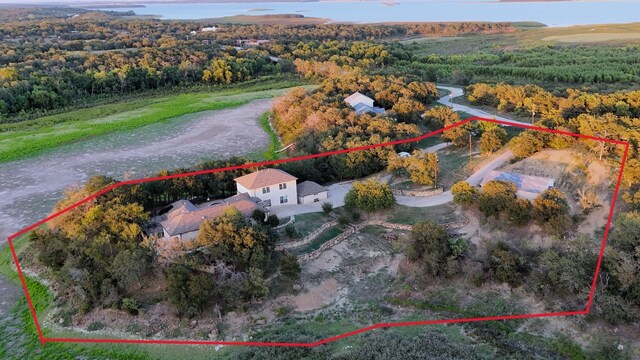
[434,154,438,187]
[469,132,473,176]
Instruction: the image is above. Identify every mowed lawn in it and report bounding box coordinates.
[0,80,308,163]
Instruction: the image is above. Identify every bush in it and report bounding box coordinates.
[251,209,266,223]
[321,202,333,214]
[533,188,570,223]
[284,223,300,238]
[545,214,573,236]
[451,181,478,205]
[410,221,450,277]
[87,322,106,331]
[505,198,532,226]
[344,179,395,212]
[280,253,301,279]
[479,180,517,218]
[486,243,528,286]
[121,298,139,315]
[338,215,350,226]
[265,214,280,227]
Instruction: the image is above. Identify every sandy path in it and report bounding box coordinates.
[0,98,273,242]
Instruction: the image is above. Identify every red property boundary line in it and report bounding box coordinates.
[6,116,630,347]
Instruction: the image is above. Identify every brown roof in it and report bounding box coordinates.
[296,181,328,198]
[161,194,262,236]
[234,168,297,190]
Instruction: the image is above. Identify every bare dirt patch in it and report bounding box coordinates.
[292,278,339,312]
[0,99,273,242]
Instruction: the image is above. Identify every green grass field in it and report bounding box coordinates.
[258,111,283,160]
[384,203,463,225]
[0,79,306,164]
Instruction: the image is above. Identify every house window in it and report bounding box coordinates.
[314,198,320,202]
[262,187,270,194]
[280,195,288,204]
[279,183,287,190]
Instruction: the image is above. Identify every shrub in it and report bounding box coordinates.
[505,198,532,226]
[251,209,266,223]
[321,202,333,214]
[448,237,470,259]
[87,322,106,331]
[486,243,528,286]
[533,188,570,223]
[410,221,450,277]
[451,181,478,205]
[479,180,517,218]
[344,179,395,212]
[265,214,280,227]
[284,223,300,238]
[121,298,140,315]
[280,253,301,279]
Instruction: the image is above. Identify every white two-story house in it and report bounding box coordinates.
[234,169,298,207]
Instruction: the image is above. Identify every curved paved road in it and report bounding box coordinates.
[438,86,532,127]
[395,149,513,207]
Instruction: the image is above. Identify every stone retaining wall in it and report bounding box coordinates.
[276,220,338,250]
[391,187,444,197]
[298,218,469,262]
[274,215,295,230]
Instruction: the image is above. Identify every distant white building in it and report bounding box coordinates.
[345,92,375,108]
[201,26,218,32]
[481,171,555,200]
[235,169,298,207]
[345,92,386,115]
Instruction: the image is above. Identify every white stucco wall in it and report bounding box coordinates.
[236,179,297,207]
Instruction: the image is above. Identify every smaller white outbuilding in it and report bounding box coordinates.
[296,181,329,204]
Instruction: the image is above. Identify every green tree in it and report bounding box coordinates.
[244,267,269,301]
[479,180,517,218]
[404,150,439,186]
[480,127,508,154]
[509,131,545,158]
[533,188,570,222]
[505,198,532,226]
[410,221,450,276]
[487,243,527,286]
[609,212,640,253]
[451,181,478,205]
[280,253,301,279]
[110,249,149,290]
[344,179,395,212]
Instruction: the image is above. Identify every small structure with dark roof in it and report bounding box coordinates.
[296,181,328,204]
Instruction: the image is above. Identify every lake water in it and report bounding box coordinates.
[98,0,640,27]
